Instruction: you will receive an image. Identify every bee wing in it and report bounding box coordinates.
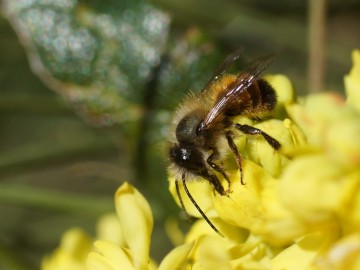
[201,48,244,94]
[199,53,276,130]
[243,53,276,79]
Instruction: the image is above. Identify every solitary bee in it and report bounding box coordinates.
[167,49,281,235]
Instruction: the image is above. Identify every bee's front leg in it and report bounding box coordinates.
[206,149,231,193]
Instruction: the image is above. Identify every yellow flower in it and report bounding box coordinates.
[41,228,93,270]
[87,182,155,270]
[158,241,194,270]
[168,49,360,268]
[313,233,360,270]
[271,232,328,270]
[42,183,155,270]
[88,183,250,270]
[41,213,123,270]
[344,50,360,112]
[44,49,360,270]
[169,73,307,245]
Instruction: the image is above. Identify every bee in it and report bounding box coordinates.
[167,49,281,236]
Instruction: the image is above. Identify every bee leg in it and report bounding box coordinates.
[226,131,245,185]
[204,172,227,196]
[181,174,224,237]
[235,124,281,150]
[207,150,231,193]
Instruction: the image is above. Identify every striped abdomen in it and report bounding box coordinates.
[223,78,277,117]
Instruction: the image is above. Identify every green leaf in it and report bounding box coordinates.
[3,0,171,125]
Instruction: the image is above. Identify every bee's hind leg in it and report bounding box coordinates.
[234,124,281,150]
[225,131,245,185]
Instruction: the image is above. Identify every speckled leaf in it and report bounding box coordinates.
[2,0,171,125]
[3,0,222,128]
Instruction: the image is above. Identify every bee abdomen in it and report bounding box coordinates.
[223,78,277,117]
[257,79,277,111]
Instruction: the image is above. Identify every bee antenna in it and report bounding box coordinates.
[175,179,190,219]
[181,174,224,237]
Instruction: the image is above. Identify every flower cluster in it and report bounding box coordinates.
[42,50,360,270]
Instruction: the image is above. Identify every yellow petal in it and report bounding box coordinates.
[87,252,114,270]
[245,119,293,177]
[344,50,360,112]
[279,155,355,225]
[148,259,158,270]
[286,93,351,146]
[213,163,274,232]
[228,234,274,269]
[282,118,319,158]
[115,182,153,270]
[158,241,194,270]
[168,177,217,218]
[41,228,92,270]
[184,218,248,245]
[61,228,93,260]
[272,232,327,270]
[314,233,360,270]
[283,118,307,148]
[87,241,134,270]
[228,234,263,259]
[190,235,232,270]
[258,178,308,245]
[325,117,360,169]
[96,214,124,246]
[338,170,360,231]
[42,251,87,270]
[165,217,185,246]
[213,162,306,245]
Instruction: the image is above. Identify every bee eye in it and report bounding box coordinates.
[176,113,202,143]
[196,121,205,135]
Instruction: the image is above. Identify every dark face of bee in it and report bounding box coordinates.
[169,145,205,174]
[170,111,207,175]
